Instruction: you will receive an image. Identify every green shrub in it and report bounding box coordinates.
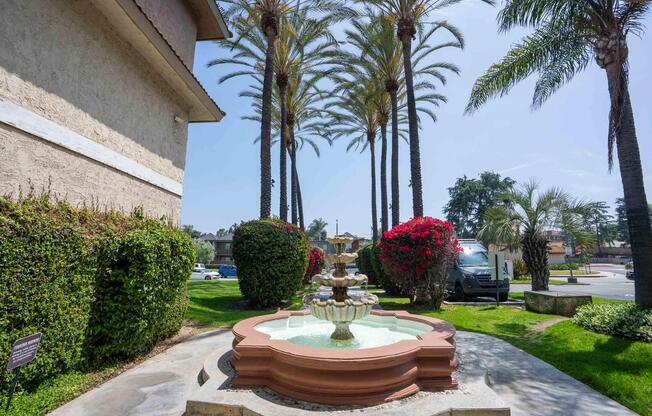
[549,263,581,271]
[0,198,94,392]
[572,303,652,342]
[233,219,309,308]
[355,245,374,279]
[370,244,404,295]
[90,223,193,361]
[512,259,528,277]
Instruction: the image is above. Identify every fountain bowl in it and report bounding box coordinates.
[231,309,458,405]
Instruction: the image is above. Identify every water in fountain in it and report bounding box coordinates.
[302,236,379,341]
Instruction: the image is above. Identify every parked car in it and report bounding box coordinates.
[626,269,635,281]
[218,264,237,277]
[446,240,510,302]
[190,267,220,280]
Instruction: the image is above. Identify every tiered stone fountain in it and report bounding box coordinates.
[229,235,459,405]
[304,236,378,340]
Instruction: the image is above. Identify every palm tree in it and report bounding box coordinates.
[479,181,593,291]
[218,0,294,219]
[306,218,329,240]
[329,77,383,242]
[361,0,490,218]
[210,4,338,222]
[466,0,652,308]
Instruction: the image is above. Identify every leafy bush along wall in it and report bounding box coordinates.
[0,196,194,393]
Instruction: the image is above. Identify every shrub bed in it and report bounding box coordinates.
[549,263,581,271]
[355,245,375,282]
[0,195,193,393]
[304,247,325,284]
[233,219,309,308]
[572,303,652,342]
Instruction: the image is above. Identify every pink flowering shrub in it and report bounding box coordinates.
[304,246,325,284]
[379,217,459,308]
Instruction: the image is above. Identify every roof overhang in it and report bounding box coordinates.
[91,0,225,122]
[187,0,233,40]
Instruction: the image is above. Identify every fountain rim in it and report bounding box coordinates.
[232,309,456,359]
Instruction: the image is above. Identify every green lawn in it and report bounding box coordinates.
[550,269,600,276]
[510,277,586,285]
[6,280,650,416]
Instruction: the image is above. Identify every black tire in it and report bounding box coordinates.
[454,284,466,302]
[204,276,211,281]
[499,292,508,302]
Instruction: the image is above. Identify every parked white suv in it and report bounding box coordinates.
[190,267,220,280]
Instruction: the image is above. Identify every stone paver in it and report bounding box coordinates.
[51,329,636,416]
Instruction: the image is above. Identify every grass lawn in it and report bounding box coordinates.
[510,277,587,285]
[550,270,600,276]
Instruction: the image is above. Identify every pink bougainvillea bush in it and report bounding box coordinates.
[379,217,460,308]
[304,246,325,284]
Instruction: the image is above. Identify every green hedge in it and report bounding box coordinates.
[0,198,94,391]
[549,263,582,271]
[572,303,652,342]
[233,219,309,308]
[90,224,193,361]
[0,196,193,393]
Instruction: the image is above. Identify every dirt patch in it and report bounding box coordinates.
[527,317,569,336]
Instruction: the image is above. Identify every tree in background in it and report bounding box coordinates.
[193,239,215,264]
[306,218,328,240]
[466,0,652,308]
[216,223,239,237]
[181,225,203,239]
[479,181,592,291]
[615,198,652,246]
[443,172,515,241]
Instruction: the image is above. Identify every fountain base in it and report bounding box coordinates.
[231,310,458,405]
[331,321,354,340]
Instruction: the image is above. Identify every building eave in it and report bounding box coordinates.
[91,0,225,122]
[188,0,233,40]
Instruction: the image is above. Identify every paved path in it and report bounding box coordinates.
[510,264,635,301]
[50,327,634,416]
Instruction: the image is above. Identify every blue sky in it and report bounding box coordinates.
[181,4,652,238]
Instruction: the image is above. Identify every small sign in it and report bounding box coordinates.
[565,246,573,256]
[7,333,41,371]
[488,252,505,281]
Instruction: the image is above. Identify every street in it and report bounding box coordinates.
[510,264,635,301]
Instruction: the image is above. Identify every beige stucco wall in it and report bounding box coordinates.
[0,0,195,221]
[135,0,198,68]
[0,125,180,220]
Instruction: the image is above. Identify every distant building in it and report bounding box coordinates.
[0,0,229,222]
[200,233,234,264]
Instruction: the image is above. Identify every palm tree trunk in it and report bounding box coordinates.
[522,232,549,291]
[390,87,400,226]
[289,134,298,226]
[380,122,388,234]
[400,36,423,218]
[296,162,305,231]
[607,68,652,308]
[278,82,288,222]
[260,32,276,219]
[370,135,378,242]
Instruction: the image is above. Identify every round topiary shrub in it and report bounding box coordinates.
[355,245,375,281]
[304,247,325,284]
[233,219,310,308]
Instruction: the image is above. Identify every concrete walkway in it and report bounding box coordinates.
[50,329,635,416]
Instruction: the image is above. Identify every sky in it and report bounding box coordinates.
[180,3,652,238]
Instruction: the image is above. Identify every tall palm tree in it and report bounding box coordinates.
[361,0,490,218]
[329,77,383,242]
[219,0,293,219]
[466,0,652,308]
[210,4,338,222]
[479,181,593,291]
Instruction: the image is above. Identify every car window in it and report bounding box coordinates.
[459,246,489,267]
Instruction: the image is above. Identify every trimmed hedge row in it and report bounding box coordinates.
[0,196,193,392]
[572,303,652,342]
[233,219,309,308]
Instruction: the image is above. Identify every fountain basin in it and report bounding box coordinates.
[305,294,378,323]
[231,310,458,405]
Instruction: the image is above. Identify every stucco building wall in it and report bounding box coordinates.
[0,0,193,220]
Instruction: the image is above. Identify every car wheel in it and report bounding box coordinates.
[204,276,211,281]
[499,293,508,302]
[454,284,466,302]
